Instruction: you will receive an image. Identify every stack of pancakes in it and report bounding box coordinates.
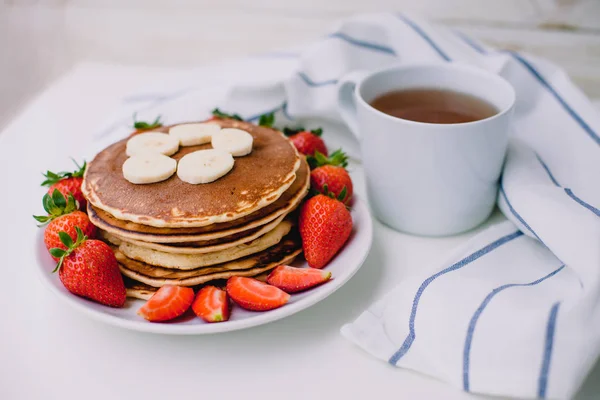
[82,120,308,299]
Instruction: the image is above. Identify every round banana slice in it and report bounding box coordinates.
[169,123,222,146]
[211,128,253,157]
[126,132,180,157]
[177,149,235,184]
[122,154,177,184]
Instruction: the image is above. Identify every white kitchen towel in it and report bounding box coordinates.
[93,13,599,399]
[216,14,599,399]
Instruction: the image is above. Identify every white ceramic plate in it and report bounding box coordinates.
[35,197,373,334]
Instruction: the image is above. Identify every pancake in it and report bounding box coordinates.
[83,120,300,228]
[87,158,309,243]
[99,215,288,254]
[124,277,156,300]
[117,220,292,269]
[117,235,302,287]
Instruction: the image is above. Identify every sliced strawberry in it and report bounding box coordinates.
[267,265,332,293]
[226,276,290,311]
[192,286,230,323]
[138,285,195,322]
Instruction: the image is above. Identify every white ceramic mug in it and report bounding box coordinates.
[338,63,515,236]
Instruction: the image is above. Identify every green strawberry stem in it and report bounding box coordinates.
[33,189,77,226]
[307,185,348,203]
[283,126,323,137]
[41,159,87,186]
[132,113,163,130]
[320,184,348,202]
[211,108,243,121]
[306,149,348,169]
[50,227,88,273]
[258,112,275,128]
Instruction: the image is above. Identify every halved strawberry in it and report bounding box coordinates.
[192,286,230,323]
[267,265,332,293]
[138,285,195,322]
[226,276,289,311]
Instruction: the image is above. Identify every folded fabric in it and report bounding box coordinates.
[217,13,599,399]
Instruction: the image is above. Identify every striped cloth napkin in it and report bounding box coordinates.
[98,13,599,399]
[216,13,599,399]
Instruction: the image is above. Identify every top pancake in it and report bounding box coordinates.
[83,120,300,228]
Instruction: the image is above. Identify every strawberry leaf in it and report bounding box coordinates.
[33,215,51,224]
[58,231,74,248]
[34,191,78,226]
[41,159,87,186]
[52,189,66,208]
[338,186,348,202]
[306,149,348,169]
[49,248,66,258]
[211,108,243,121]
[51,227,88,273]
[258,112,275,128]
[283,126,305,136]
[283,126,323,137]
[133,113,163,130]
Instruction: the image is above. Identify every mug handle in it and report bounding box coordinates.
[337,70,369,139]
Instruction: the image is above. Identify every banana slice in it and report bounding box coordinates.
[211,128,253,157]
[169,123,221,146]
[126,132,180,156]
[177,149,235,184]
[122,154,177,184]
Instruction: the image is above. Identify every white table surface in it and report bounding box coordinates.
[2,62,599,400]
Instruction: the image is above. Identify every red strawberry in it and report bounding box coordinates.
[41,160,87,209]
[299,194,353,269]
[138,285,195,322]
[308,150,353,204]
[284,127,327,156]
[50,228,126,307]
[34,190,97,260]
[267,265,332,293]
[226,276,290,311]
[192,286,230,323]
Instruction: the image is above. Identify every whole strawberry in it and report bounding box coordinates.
[41,160,87,209]
[308,150,353,204]
[34,190,97,260]
[50,227,126,308]
[299,194,353,269]
[284,127,328,156]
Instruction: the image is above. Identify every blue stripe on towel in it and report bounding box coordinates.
[455,33,600,146]
[454,31,487,54]
[396,14,451,61]
[297,72,339,87]
[462,265,566,391]
[328,32,397,56]
[564,189,600,217]
[536,154,561,187]
[388,230,523,365]
[536,154,600,217]
[538,302,561,398]
[281,101,294,121]
[499,184,545,244]
[509,52,600,147]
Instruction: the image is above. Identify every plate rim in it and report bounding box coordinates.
[35,196,373,335]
